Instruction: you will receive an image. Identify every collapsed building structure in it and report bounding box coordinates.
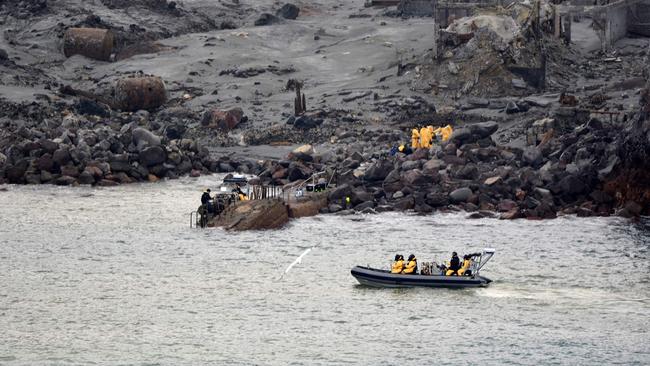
[370,0,650,51]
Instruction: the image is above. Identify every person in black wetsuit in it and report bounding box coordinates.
[201,189,214,214]
[201,189,212,205]
[446,251,461,276]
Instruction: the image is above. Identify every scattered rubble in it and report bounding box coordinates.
[0,0,648,220]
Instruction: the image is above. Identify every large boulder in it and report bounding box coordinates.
[277,3,299,19]
[401,169,429,185]
[328,184,353,201]
[212,199,289,230]
[52,147,71,166]
[255,13,281,26]
[449,187,473,203]
[363,159,394,181]
[422,158,446,173]
[382,169,403,193]
[469,121,499,139]
[557,175,586,195]
[449,128,473,144]
[5,160,29,183]
[522,147,543,167]
[293,115,323,129]
[132,128,161,150]
[139,146,167,167]
[288,194,327,218]
[201,107,245,130]
[450,122,499,146]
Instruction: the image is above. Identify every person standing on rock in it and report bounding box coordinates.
[420,126,432,148]
[411,128,421,149]
[201,189,212,205]
[201,189,214,214]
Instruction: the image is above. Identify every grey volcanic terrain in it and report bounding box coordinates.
[1,0,649,218]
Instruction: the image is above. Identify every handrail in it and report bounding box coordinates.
[283,170,331,202]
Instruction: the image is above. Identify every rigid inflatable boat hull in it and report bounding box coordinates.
[351,266,492,288]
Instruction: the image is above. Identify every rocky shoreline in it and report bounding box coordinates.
[1,0,649,219]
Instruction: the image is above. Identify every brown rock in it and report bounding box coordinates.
[60,165,80,178]
[213,199,289,231]
[202,107,245,130]
[288,194,327,218]
[499,208,521,220]
[484,176,501,186]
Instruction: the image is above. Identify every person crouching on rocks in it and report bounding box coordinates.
[402,254,418,274]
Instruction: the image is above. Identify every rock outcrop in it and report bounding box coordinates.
[211,199,289,231]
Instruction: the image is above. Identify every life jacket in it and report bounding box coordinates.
[457,259,471,276]
[391,260,404,274]
[402,259,417,274]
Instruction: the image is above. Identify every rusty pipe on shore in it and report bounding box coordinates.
[63,28,114,62]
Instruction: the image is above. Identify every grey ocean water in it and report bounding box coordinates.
[1,175,649,365]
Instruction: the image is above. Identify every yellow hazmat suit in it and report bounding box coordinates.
[411,128,420,149]
[457,259,471,276]
[427,126,435,146]
[391,260,404,274]
[402,258,417,274]
[439,125,453,142]
[420,126,433,149]
[418,127,427,148]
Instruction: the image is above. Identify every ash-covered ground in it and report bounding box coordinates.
[1,0,649,218]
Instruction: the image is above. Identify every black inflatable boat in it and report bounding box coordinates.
[351,249,495,288]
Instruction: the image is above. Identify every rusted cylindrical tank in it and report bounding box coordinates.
[63,28,114,62]
[114,76,167,112]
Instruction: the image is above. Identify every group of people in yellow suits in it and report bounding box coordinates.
[411,125,453,149]
[390,254,417,274]
[390,251,474,276]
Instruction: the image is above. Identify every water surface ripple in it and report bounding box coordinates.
[1,177,648,365]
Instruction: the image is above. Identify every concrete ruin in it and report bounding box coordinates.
[372,0,650,51]
[548,0,650,51]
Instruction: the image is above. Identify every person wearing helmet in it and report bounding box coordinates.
[402,254,418,274]
[391,254,405,274]
[411,128,420,149]
[458,254,472,276]
[446,252,461,276]
[419,126,429,148]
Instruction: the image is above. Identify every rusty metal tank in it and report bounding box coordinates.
[63,28,115,62]
[114,76,167,112]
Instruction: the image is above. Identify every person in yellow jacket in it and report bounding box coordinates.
[411,128,420,149]
[427,125,436,147]
[391,254,404,274]
[457,255,472,276]
[402,254,418,274]
[419,126,431,149]
[439,124,453,142]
